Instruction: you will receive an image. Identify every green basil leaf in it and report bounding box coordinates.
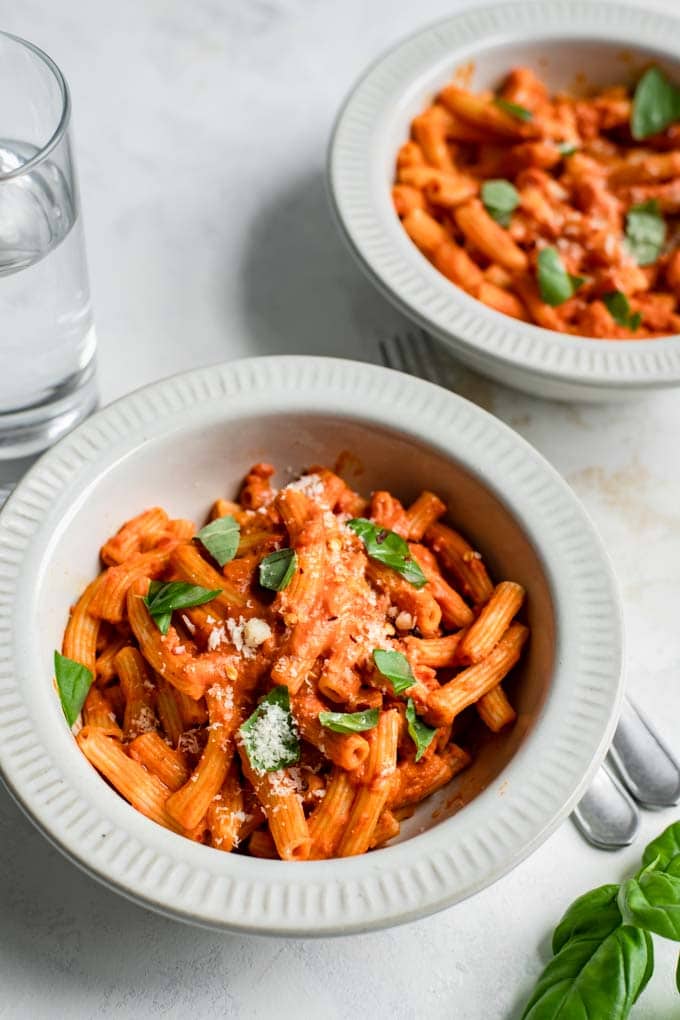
[635,930,655,1005]
[619,871,680,941]
[372,648,416,695]
[556,141,577,156]
[521,925,652,1020]
[602,291,642,331]
[625,200,666,266]
[552,884,621,954]
[642,821,680,872]
[347,518,427,588]
[666,854,680,879]
[195,514,240,566]
[54,651,94,727]
[676,950,680,994]
[537,247,585,306]
[143,580,222,634]
[239,686,300,773]
[494,97,533,122]
[318,708,379,734]
[259,548,297,591]
[632,66,680,140]
[405,698,436,761]
[481,178,519,227]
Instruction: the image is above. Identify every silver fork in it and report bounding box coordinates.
[379,329,680,850]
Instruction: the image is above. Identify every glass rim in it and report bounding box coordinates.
[0,30,71,183]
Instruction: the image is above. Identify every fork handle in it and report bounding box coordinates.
[610,698,680,808]
[572,763,640,849]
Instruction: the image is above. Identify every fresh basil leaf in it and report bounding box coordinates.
[666,854,680,879]
[521,924,652,1020]
[372,648,416,695]
[347,518,427,588]
[195,514,240,566]
[637,930,655,1004]
[259,548,297,591]
[552,884,621,954]
[602,291,642,331]
[54,651,94,727]
[481,178,519,227]
[405,698,436,761]
[537,247,585,306]
[625,199,666,266]
[143,580,222,634]
[494,97,533,122]
[676,950,680,994]
[318,708,379,733]
[632,66,680,140]
[556,141,577,156]
[642,821,680,872]
[239,686,300,773]
[619,871,680,941]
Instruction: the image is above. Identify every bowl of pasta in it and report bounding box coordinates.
[0,356,622,934]
[328,0,680,401]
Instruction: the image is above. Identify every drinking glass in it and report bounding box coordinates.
[0,31,97,463]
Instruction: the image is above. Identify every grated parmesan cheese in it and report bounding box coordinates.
[244,704,298,774]
[207,623,227,651]
[285,473,324,501]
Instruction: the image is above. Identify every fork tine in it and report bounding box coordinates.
[378,338,396,369]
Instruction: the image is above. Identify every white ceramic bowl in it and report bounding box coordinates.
[328,0,680,402]
[0,357,623,934]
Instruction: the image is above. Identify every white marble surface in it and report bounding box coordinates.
[1,1,680,1017]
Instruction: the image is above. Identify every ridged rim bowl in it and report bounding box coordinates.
[0,356,623,934]
[327,0,680,391]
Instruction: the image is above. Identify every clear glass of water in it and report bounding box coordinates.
[0,31,96,463]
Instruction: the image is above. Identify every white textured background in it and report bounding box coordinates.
[1,1,680,1017]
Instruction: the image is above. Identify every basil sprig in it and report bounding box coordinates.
[493,97,533,122]
[536,247,586,306]
[143,580,222,634]
[259,548,297,591]
[54,651,94,727]
[625,200,666,266]
[603,291,641,331]
[481,179,519,228]
[521,819,680,1019]
[318,708,379,734]
[372,648,416,695]
[632,66,680,140]
[347,518,426,588]
[195,514,240,566]
[405,698,436,761]
[239,686,300,773]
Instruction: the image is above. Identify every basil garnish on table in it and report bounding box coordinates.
[603,291,641,331]
[521,819,680,1019]
[259,547,297,591]
[318,709,379,733]
[405,698,436,760]
[481,179,519,227]
[372,648,416,695]
[625,200,666,266]
[632,66,680,140]
[347,518,426,588]
[536,247,585,306]
[240,685,300,772]
[54,651,94,726]
[493,97,533,122]
[196,514,240,566]
[143,580,222,634]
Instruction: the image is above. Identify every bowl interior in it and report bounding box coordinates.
[35,411,555,847]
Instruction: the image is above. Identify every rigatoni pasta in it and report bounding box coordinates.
[394,65,680,339]
[55,461,529,860]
